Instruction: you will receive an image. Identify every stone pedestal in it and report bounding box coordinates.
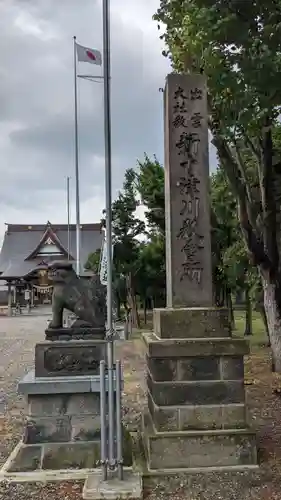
[4,339,132,475]
[35,340,106,377]
[142,307,258,472]
[45,326,105,341]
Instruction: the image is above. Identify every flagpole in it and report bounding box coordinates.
[67,176,70,260]
[73,35,81,275]
[102,0,117,479]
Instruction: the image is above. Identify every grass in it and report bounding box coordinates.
[233,310,268,347]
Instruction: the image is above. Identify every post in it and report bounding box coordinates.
[7,282,12,317]
[73,36,81,275]
[67,176,71,259]
[115,360,123,479]
[100,360,108,481]
[102,0,116,472]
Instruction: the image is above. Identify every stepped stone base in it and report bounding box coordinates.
[9,368,132,473]
[142,307,258,473]
[142,412,257,471]
[6,437,132,473]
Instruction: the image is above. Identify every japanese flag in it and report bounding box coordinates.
[76,43,102,66]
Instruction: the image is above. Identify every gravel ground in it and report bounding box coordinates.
[0,314,281,499]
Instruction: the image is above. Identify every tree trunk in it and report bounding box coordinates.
[226,287,235,330]
[126,273,140,329]
[143,297,147,325]
[244,288,253,336]
[263,278,281,372]
[116,293,121,320]
[259,304,270,346]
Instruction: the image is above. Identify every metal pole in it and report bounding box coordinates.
[67,176,70,260]
[73,36,81,275]
[100,360,108,481]
[102,0,115,471]
[115,360,123,479]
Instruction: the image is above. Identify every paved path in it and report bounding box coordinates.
[0,314,51,414]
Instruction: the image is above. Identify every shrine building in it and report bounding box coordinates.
[0,221,103,314]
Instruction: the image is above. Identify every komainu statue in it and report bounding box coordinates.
[47,260,106,330]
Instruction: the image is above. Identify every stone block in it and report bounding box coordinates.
[35,340,106,377]
[147,356,221,382]
[143,332,249,359]
[147,431,257,470]
[7,444,42,472]
[66,393,100,415]
[41,429,133,470]
[222,404,247,428]
[18,370,93,395]
[148,391,178,431]
[83,470,143,500]
[220,357,244,380]
[23,416,72,444]
[147,372,245,406]
[42,441,101,469]
[177,357,220,381]
[178,405,222,430]
[154,307,230,339]
[148,390,247,432]
[45,326,105,341]
[71,415,101,441]
[28,394,66,417]
[178,404,247,430]
[143,412,257,470]
[146,357,177,382]
[18,370,120,396]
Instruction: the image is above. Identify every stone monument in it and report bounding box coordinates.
[142,73,258,472]
[4,261,132,475]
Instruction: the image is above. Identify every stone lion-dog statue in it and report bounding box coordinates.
[47,260,106,330]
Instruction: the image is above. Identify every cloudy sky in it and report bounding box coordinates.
[0,0,216,244]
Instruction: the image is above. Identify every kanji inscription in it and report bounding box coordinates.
[164,73,212,307]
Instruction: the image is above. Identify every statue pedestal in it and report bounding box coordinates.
[2,338,131,476]
[35,340,106,377]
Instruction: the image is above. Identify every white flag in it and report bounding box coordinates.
[76,42,102,66]
[99,239,114,285]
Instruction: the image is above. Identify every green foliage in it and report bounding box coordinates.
[137,154,165,233]
[211,166,239,301]
[136,235,166,302]
[154,0,281,133]
[104,168,145,279]
[85,248,101,273]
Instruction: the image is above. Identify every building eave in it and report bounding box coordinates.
[25,222,74,261]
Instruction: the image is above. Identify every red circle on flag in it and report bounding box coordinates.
[86,50,96,61]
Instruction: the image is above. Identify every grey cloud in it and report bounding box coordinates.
[7,0,168,193]
[0,0,217,229]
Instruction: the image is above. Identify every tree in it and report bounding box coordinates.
[85,249,101,273]
[211,166,239,321]
[103,168,145,327]
[136,235,166,319]
[137,154,165,234]
[154,1,281,370]
[223,239,256,336]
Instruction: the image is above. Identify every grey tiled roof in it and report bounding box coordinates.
[0,223,103,279]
